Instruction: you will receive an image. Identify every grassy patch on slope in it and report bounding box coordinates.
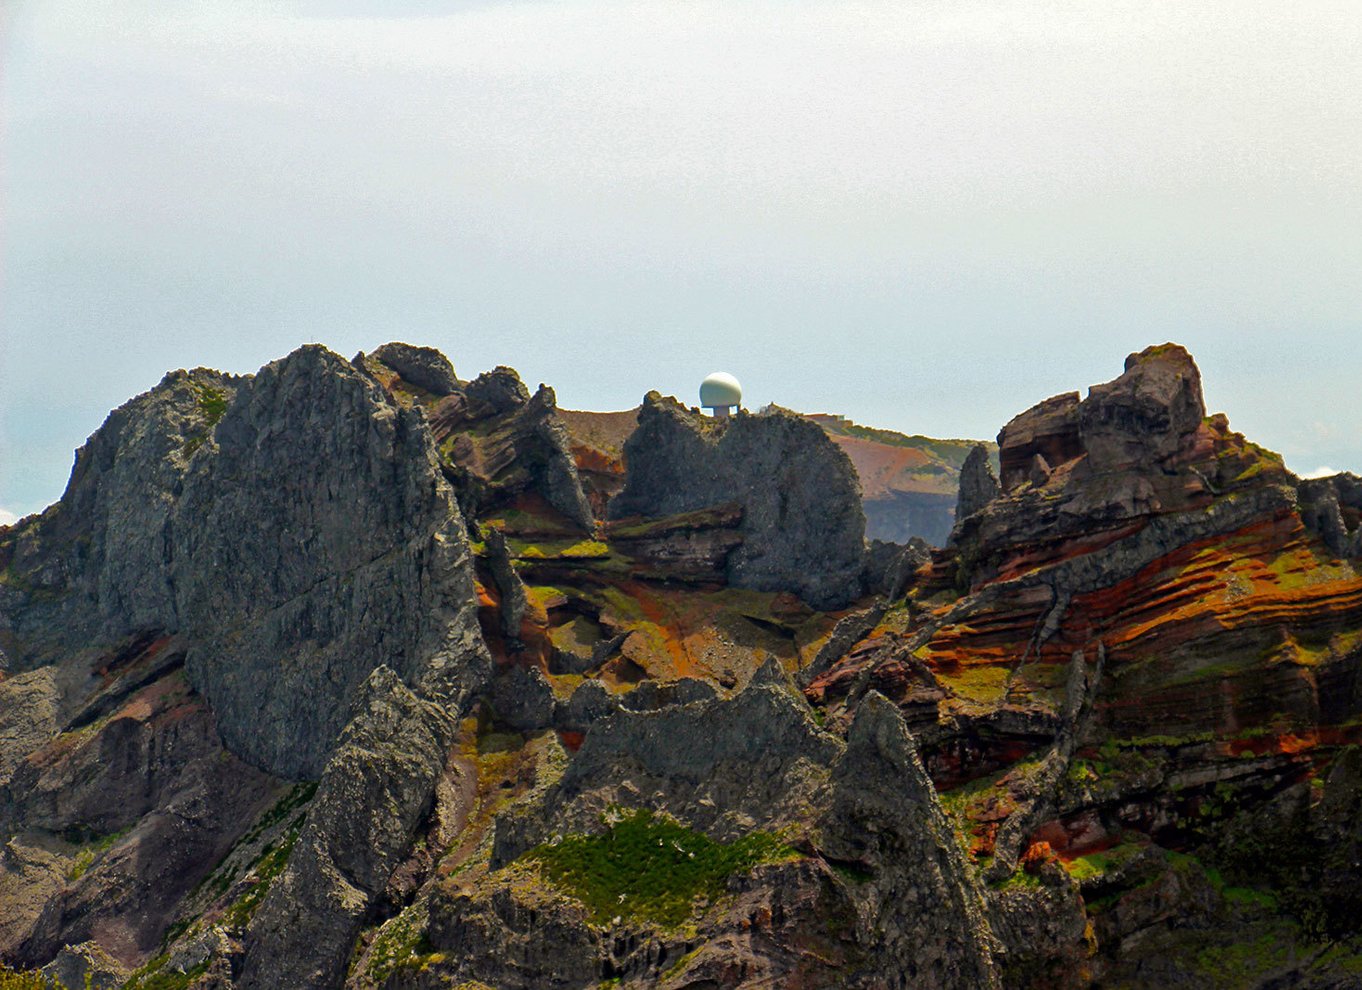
[524,809,796,927]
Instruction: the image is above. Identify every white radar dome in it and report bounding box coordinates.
[699,372,743,409]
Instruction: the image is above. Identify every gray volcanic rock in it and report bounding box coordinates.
[521,385,597,532]
[493,681,842,863]
[609,393,722,520]
[553,677,622,733]
[240,667,461,990]
[464,365,532,415]
[956,442,1001,522]
[820,694,998,989]
[3,344,490,783]
[1299,477,1352,558]
[484,527,528,643]
[370,341,459,396]
[0,368,240,670]
[609,394,866,609]
[1300,472,1362,559]
[488,664,556,731]
[722,410,866,609]
[0,669,59,786]
[172,344,484,779]
[448,682,997,989]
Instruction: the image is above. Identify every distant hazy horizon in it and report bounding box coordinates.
[4,1,1359,522]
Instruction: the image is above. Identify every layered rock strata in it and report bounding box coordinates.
[810,343,1362,986]
[363,350,594,533]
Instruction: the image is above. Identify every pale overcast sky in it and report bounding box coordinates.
[3,0,1360,522]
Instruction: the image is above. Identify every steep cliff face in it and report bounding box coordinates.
[1,345,489,782]
[609,393,866,610]
[173,345,488,779]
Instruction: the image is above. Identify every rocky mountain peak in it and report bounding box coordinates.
[610,395,865,609]
[4,339,1362,990]
[1080,341,1206,472]
[954,343,1297,588]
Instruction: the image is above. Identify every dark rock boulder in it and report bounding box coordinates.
[956,442,1001,521]
[488,664,556,731]
[369,341,460,396]
[553,677,622,733]
[609,394,866,609]
[1077,343,1206,472]
[464,365,532,416]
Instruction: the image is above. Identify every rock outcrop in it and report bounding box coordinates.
[609,394,866,609]
[174,345,488,779]
[0,368,240,670]
[955,442,1000,523]
[420,678,996,989]
[369,341,460,397]
[949,343,1296,588]
[366,352,596,533]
